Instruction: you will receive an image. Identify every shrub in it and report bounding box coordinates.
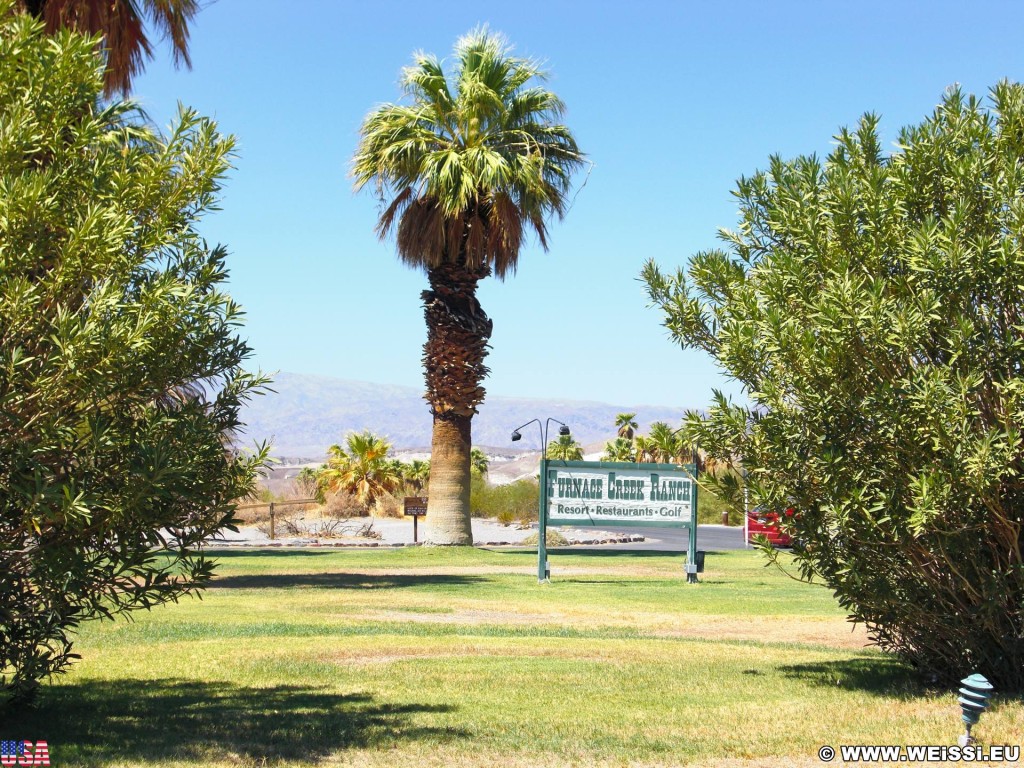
[470,475,540,523]
[696,470,746,525]
[0,8,266,703]
[322,491,366,519]
[520,530,569,547]
[370,492,404,519]
[644,82,1024,690]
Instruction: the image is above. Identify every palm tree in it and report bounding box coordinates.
[547,434,583,461]
[470,448,489,477]
[318,431,402,510]
[18,0,199,96]
[615,413,638,441]
[386,458,407,486]
[296,466,324,502]
[405,459,431,493]
[633,435,657,464]
[353,29,584,545]
[602,437,636,463]
[648,421,682,464]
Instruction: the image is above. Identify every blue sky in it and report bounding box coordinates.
[133,0,1024,409]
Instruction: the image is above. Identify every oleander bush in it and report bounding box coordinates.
[470,475,540,523]
[645,82,1024,690]
[0,6,266,704]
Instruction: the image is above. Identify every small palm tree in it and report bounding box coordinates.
[405,459,431,493]
[319,431,402,509]
[296,466,324,502]
[386,458,407,485]
[547,434,583,461]
[353,29,584,545]
[648,421,682,464]
[602,437,636,463]
[615,413,638,441]
[470,448,489,477]
[19,0,199,95]
[633,435,657,464]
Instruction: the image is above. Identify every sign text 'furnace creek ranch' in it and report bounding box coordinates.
[546,465,694,526]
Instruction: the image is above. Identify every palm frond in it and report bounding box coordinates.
[32,0,197,95]
[352,27,584,280]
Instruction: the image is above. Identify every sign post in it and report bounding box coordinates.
[403,496,428,543]
[743,469,750,549]
[538,457,549,582]
[538,460,699,582]
[685,460,700,584]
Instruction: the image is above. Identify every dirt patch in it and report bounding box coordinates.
[344,606,868,650]
[650,613,869,649]
[372,608,552,625]
[314,643,627,666]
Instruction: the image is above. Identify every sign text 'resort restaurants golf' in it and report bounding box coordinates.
[545,463,694,527]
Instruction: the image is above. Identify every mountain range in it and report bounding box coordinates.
[237,372,689,461]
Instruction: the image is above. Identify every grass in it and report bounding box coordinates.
[6,547,1023,767]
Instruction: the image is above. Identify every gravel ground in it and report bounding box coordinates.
[209,516,643,547]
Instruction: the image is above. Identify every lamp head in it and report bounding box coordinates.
[511,431,522,442]
[558,425,570,436]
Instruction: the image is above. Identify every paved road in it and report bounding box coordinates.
[563,524,747,552]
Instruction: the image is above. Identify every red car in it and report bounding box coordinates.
[746,508,794,547]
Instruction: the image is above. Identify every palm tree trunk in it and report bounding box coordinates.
[421,262,492,545]
[426,413,473,544]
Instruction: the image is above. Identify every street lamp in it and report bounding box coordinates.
[510,418,570,450]
[511,417,570,582]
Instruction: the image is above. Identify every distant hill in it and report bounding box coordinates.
[238,372,689,460]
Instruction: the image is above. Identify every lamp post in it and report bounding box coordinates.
[511,417,570,583]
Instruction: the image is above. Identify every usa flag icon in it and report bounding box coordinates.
[0,742,21,759]
[0,740,49,766]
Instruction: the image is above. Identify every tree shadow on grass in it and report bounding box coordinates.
[3,678,464,766]
[777,655,929,698]
[209,572,488,590]
[781,657,1024,707]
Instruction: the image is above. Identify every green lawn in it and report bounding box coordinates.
[7,547,1023,767]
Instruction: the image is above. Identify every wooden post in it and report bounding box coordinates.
[269,501,275,540]
[403,497,428,544]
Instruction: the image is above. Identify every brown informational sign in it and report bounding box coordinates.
[403,496,428,517]
[403,496,428,543]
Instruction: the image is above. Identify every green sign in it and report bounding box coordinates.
[547,463,694,527]
[536,460,699,582]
